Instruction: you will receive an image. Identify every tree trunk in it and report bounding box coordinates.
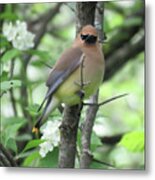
[58,2,97,168]
[76,2,97,33]
[79,2,104,168]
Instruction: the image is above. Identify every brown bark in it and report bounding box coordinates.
[104,35,144,81]
[58,105,80,168]
[79,2,104,168]
[76,2,97,33]
[58,2,97,168]
[80,91,99,168]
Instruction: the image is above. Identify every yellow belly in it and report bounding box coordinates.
[54,59,104,105]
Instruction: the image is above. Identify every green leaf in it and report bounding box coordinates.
[1,49,21,62]
[16,150,36,160]
[22,139,44,153]
[22,151,41,167]
[0,35,10,48]
[90,161,109,169]
[0,12,18,21]
[6,138,17,153]
[27,49,51,61]
[123,17,142,27]
[38,147,59,168]
[25,104,40,117]
[3,123,24,144]
[1,117,27,153]
[0,80,21,91]
[16,134,32,141]
[119,131,144,152]
[0,71,9,82]
[91,132,103,151]
[1,117,26,128]
[2,122,26,153]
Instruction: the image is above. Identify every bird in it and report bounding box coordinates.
[32,25,105,133]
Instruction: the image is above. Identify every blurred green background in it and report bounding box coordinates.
[0,0,144,169]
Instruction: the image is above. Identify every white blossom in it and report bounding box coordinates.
[39,120,61,158]
[15,20,27,32]
[2,22,16,41]
[39,141,54,158]
[2,20,35,50]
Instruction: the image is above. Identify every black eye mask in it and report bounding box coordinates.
[81,34,97,44]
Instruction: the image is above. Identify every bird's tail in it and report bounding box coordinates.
[32,96,60,133]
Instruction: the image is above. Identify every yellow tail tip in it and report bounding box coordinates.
[32,127,39,134]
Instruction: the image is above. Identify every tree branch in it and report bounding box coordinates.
[47,18,75,40]
[104,5,144,58]
[104,34,144,81]
[20,3,63,123]
[0,91,7,98]
[0,154,12,167]
[58,49,88,168]
[76,2,97,33]
[83,93,128,107]
[58,2,97,168]
[33,3,63,51]
[102,3,144,81]
[92,158,115,168]
[80,91,99,168]
[0,143,17,167]
[58,105,81,168]
[79,2,104,168]
[9,59,18,117]
[63,2,76,13]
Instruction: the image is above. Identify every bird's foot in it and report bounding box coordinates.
[76,89,85,99]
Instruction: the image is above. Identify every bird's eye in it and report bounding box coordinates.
[81,34,88,40]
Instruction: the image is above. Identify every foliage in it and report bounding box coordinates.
[0,1,144,169]
[119,131,144,152]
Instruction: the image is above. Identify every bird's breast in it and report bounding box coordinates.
[54,56,104,105]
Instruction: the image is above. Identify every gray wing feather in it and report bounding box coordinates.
[45,59,81,99]
[38,48,83,112]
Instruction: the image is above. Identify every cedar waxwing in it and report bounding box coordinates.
[33,25,105,132]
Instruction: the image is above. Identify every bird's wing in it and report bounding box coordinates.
[38,47,83,111]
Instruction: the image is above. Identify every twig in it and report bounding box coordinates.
[9,88,17,116]
[0,91,7,98]
[0,154,11,167]
[0,143,17,167]
[98,93,128,106]
[93,158,115,168]
[33,3,63,50]
[64,2,76,12]
[9,59,18,116]
[40,61,53,69]
[80,91,99,168]
[80,93,128,168]
[0,159,4,166]
[83,93,128,107]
